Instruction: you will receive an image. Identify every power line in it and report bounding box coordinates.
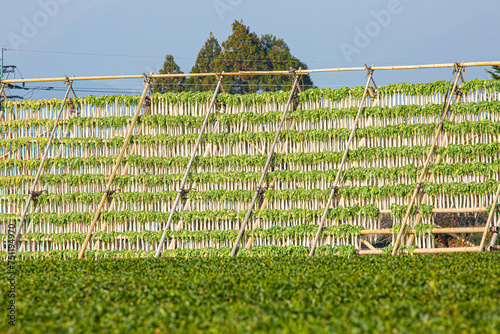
[7,48,166,59]
[7,48,360,64]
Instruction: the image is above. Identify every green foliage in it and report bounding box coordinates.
[5,119,500,155]
[4,80,500,112]
[3,180,497,207]
[13,224,364,246]
[418,204,435,218]
[2,255,500,333]
[259,34,314,91]
[413,223,438,237]
[216,20,267,93]
[153,55,185,93]
[15,206,377,226]
[186,32,222,91]
[486,65,500,80]
[1,161,499,189]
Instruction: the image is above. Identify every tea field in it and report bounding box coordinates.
[2,253,500,333]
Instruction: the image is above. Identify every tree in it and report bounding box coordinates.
[486,65,500,80]
[153,55,185,93]
[259,34,314,91]
[157,21,314,94]
[215,20,267,94]
[186,33,222,91]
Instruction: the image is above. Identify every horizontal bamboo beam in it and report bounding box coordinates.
[360,227,486,235]
[0,71,302,84]
[12,227,485,244]
[3,61,500,84]
[379,207,491,214]
[359,246,481,255]
[307,61,500,73]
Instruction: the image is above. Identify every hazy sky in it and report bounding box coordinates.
[1,0,499,99]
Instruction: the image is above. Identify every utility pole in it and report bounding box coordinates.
[1,48,4,80]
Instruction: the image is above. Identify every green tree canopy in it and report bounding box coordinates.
[153,55,184,93]
[259,34,314,92]
[214,20,267,94]
[486,65,500,80]
[157,20,314,94]
[186,33,222,91]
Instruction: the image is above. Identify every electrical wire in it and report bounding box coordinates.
[7,48,370,65]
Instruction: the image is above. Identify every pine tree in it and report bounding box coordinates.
[486,65,500,80]
[157,21,315,94]
[186,33,222,91]
[153,55,185,93]
[260,34,314,91]
[215,20,267,94]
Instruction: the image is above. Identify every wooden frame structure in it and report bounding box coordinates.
[1,61,500,259]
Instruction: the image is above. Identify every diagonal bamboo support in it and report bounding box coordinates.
[405,70,464,248]
[230,72,301,257]
[308,67,375,257]
[244,81,303,250]
[392,64,464,256]
[93,86,154,254]
[17,83,81,253]
[361,238,377,250]
[478,183,500,251]
[13,80,74,250]
[167,112,226,251]
[78,77,152,259]
[154,76,223,258]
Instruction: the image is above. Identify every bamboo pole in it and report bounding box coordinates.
[359,246,481,255]
[13,81,73,250]
[478,183,500,251]
[3,61,500,84]
[359,227,486,235]
[17,84,81,252]
[93,91,152,252]
[378,207,491,214]
[308,68,374,257]
[244,81,303,249]
[489,233,499,250]
[243,122,296,250]
[392,65,464,256]
[154,76,223,258]
[167,117,222,251]
[361,238,377,250]
[405,69,465,248]
[78,78,151,259]
[230,73,301,257]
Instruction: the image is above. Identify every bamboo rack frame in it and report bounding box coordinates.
[2,61,500,258]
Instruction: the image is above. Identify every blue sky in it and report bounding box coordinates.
[1,0,499,99]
